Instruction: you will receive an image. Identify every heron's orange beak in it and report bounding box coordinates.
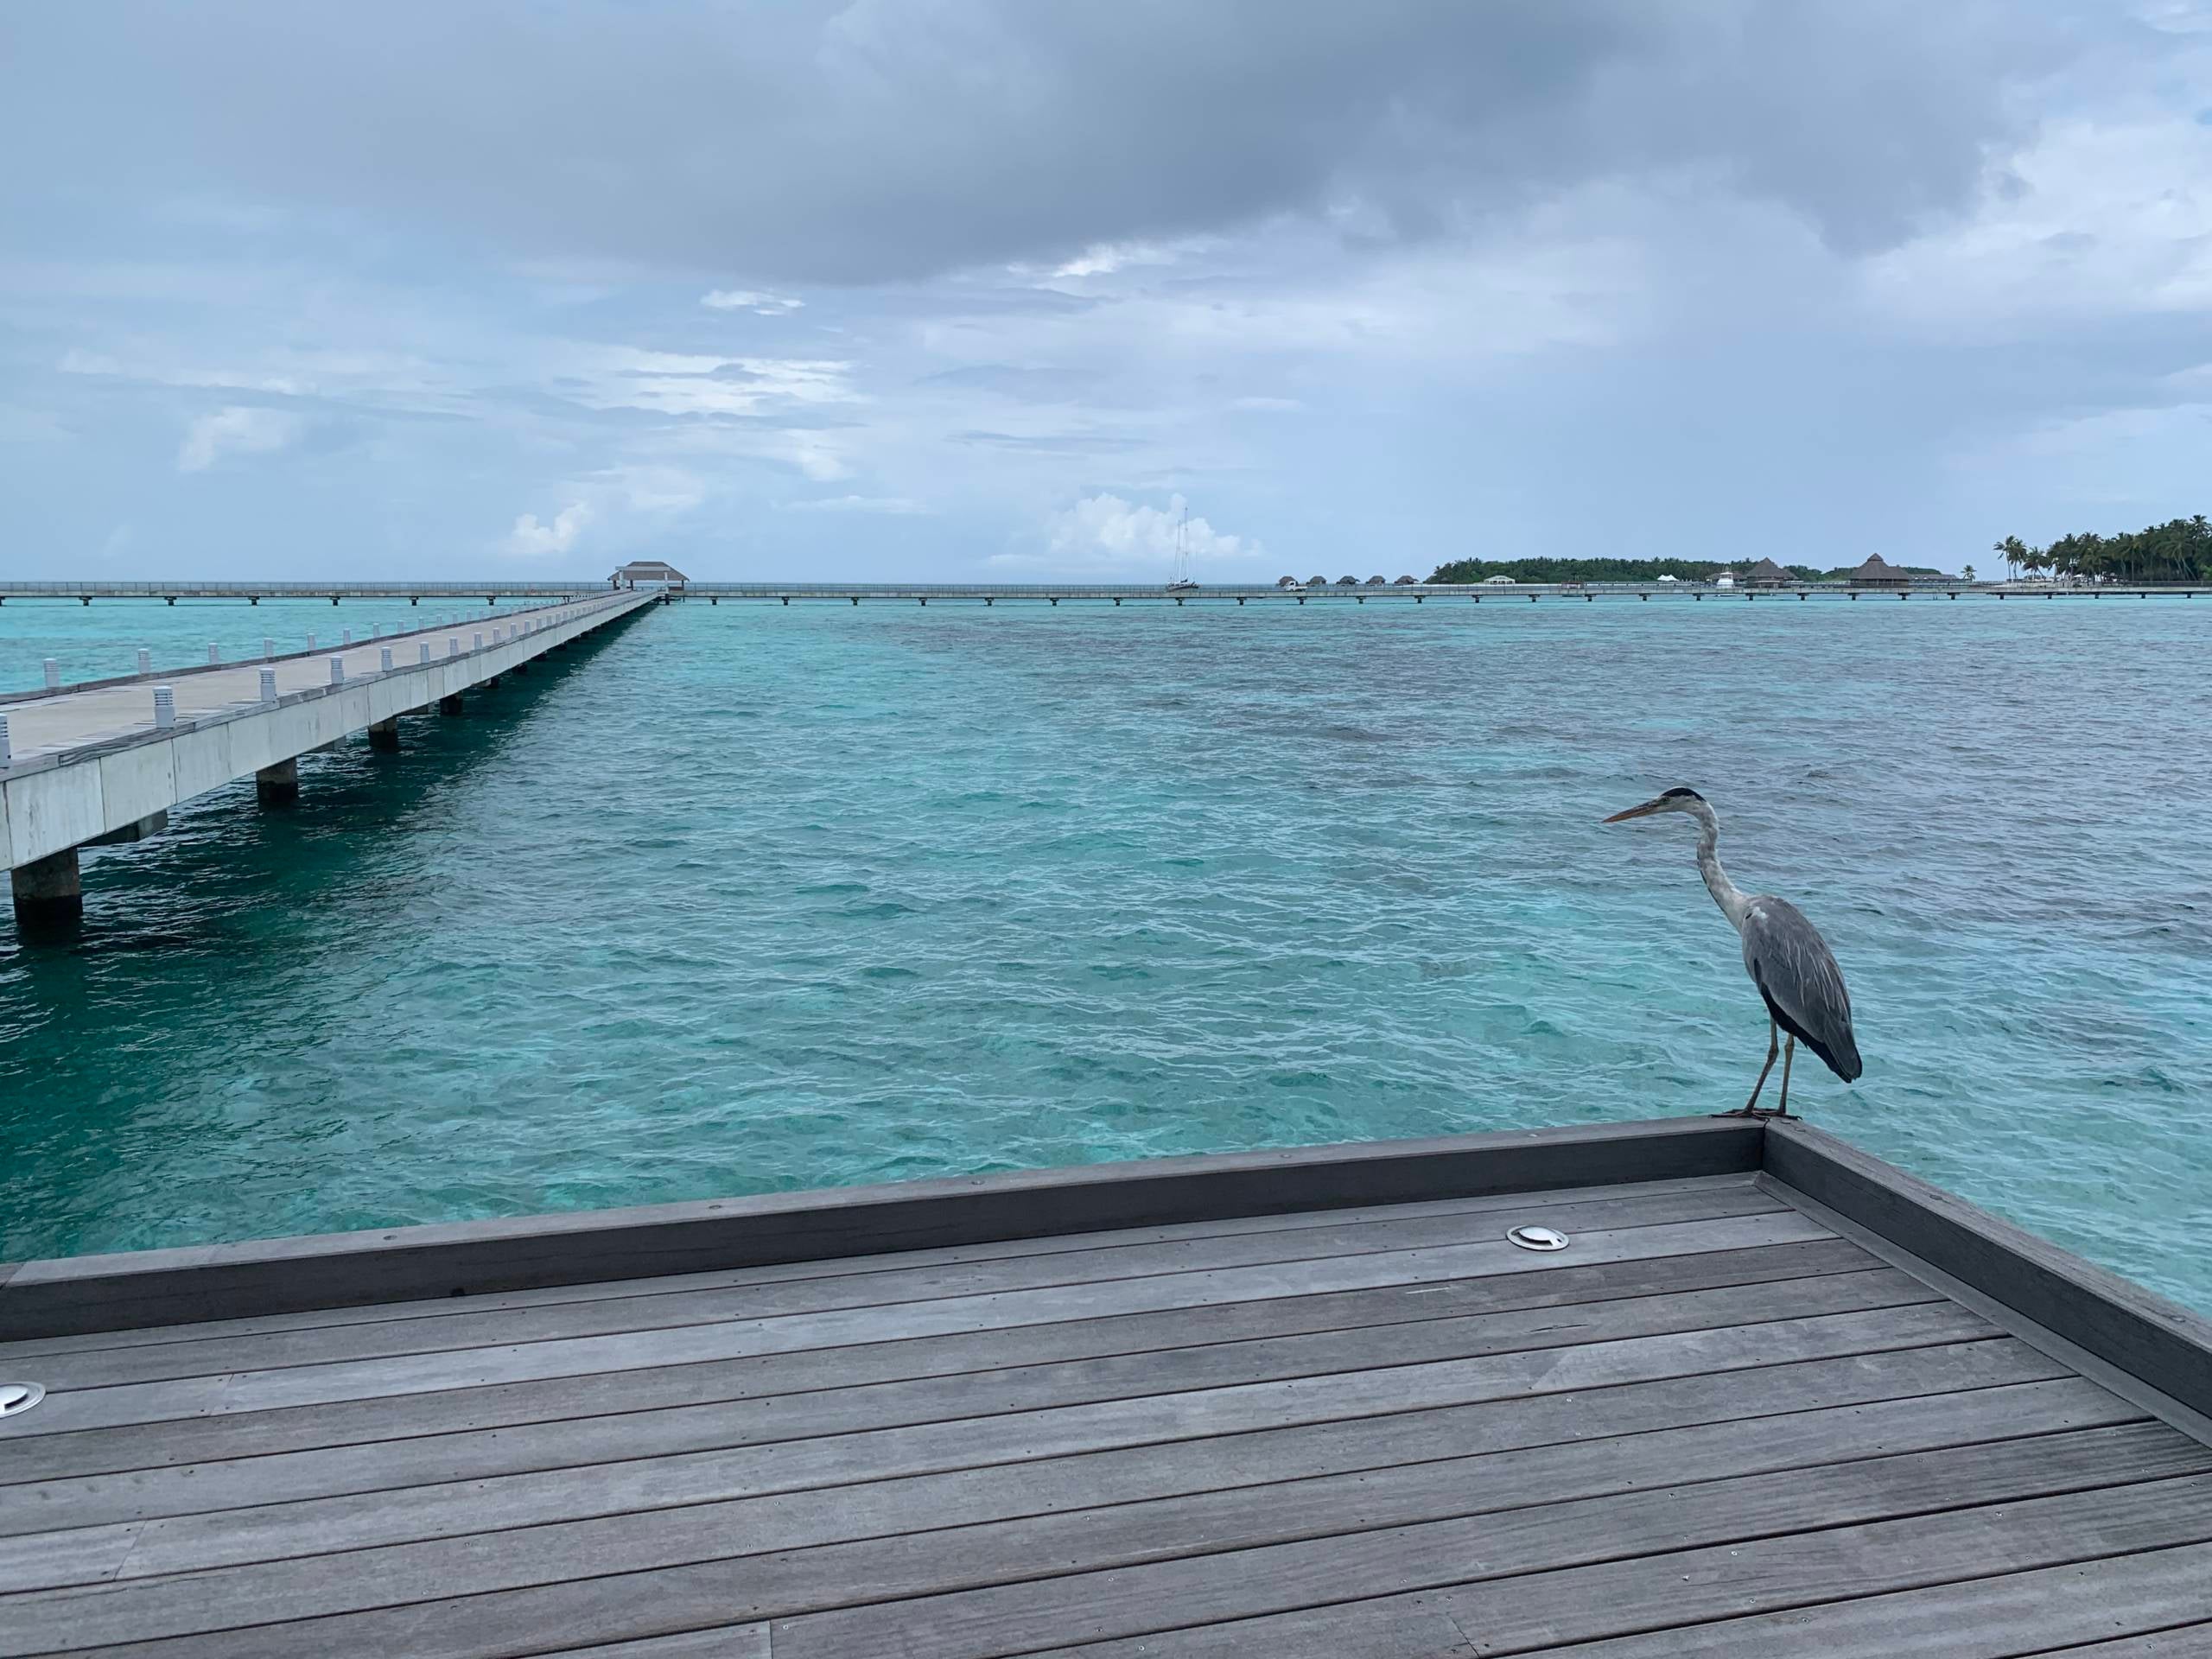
[1603,799,1665,823]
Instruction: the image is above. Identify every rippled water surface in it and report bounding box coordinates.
[3,596,2207,1311]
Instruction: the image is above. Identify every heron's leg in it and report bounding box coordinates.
[1775,1036,1797,1118]
[1717,1020,1780,1117]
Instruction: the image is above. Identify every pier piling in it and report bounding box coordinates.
[367,717,400,753]
[256,759,300,805]
[10,847,81,935]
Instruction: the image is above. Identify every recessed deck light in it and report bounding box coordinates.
[1506,1224,1570,1252]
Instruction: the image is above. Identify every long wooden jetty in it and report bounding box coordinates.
[3,1116,2208,1656]
[0,589,656,931]
[4,579,2209,605]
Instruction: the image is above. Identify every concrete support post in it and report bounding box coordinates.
[308,632,316,650]
[380,647,394,671]
[207,643,220,664]
[473,632,484,652]
[448,639,461,657]
[153,686,175,728]
[10,847,81,936]
[263,638,275,660]
[485,675,502,690]
[259,668,277,703]
[418,643,430,664]
[257,758,300,805]
[513,658,531,675]
[137,648,151,675]
[42,658,60,690]
[0,715,10,767]
[367,716,400,753]
[439,693,463,715]
[328,657,346,684]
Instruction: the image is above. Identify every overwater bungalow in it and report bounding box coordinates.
[1744,557,1796,588]
[1847,553,1911,589]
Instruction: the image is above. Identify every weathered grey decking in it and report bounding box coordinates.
[2,1117,2209,1656]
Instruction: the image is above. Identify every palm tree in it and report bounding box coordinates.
[1962,563,1977,583]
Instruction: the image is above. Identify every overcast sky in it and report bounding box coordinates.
[3,1,2210,582]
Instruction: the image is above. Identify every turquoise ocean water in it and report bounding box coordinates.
[2,596,2207,1312]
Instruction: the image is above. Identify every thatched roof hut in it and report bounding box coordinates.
[1744,557,1795,588]
[1392,575,1418,585]
[1847,553,1910,588]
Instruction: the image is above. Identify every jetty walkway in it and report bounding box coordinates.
[6,579,2211,605]
[0,589,654,931]
[1,1116,2208,1656]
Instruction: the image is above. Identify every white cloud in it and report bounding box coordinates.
[779,494,931,514]
[702,288,805,314]
[1020,492,1260,573]
[567,346,855,418]
[505,501,592,558]
[176,405,305,473]
[1048,241,1180,279]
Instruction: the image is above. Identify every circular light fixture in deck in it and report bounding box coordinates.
[0,1382,44,1418]
[1506,1224,1570,1253]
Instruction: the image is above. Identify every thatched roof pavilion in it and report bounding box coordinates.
[1744,557,1795,588]
[1847,553,1910,588]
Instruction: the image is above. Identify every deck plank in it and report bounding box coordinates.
[5,1211,1834,1438]
[6,1185,1788,1391]
[0,1236,1878,1487]
[1485,1548,2212,1656]
[0,1301,1997,1591]
[0,1270,1940,1535]
[765,1436,2212,1659]
[0,1382,2145,1654]
[1034,1477,2212,1659]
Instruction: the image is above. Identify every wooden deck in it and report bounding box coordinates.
[3,1117,2209,1656]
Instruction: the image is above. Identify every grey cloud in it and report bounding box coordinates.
[1,1,2075,284]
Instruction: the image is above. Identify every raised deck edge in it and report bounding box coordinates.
[1764,1120,2212,1427]
[5,1114,2210,1446]
[0,1116,1760,1340]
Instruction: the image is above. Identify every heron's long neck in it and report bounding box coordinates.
[1690,803,1752,931]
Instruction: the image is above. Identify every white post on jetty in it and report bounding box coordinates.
[380,646,393,671]
[341,628,353,646]
[473,632,483,651]
[263,638,275,661]
[137,648,151,675]
[0,715,10,768]
[152,686,175,729]
[259,668,277,704]
[448,638,460,657]
[328,656,345,684]
[418,642,430,664]
[207,643,220,664]
[42,658,60,690]
[307,632,316,650]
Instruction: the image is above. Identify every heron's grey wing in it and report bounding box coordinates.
[1740,897,1862,1082]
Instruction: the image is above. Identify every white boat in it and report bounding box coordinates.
[1166,505,1199,591]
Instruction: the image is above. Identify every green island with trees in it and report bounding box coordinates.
[1993,516,2212,583]
[1428,515,2212,586]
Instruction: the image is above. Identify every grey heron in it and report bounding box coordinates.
[1604,787,1861,1116]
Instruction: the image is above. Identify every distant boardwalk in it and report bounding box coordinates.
[6,579,2208,605]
